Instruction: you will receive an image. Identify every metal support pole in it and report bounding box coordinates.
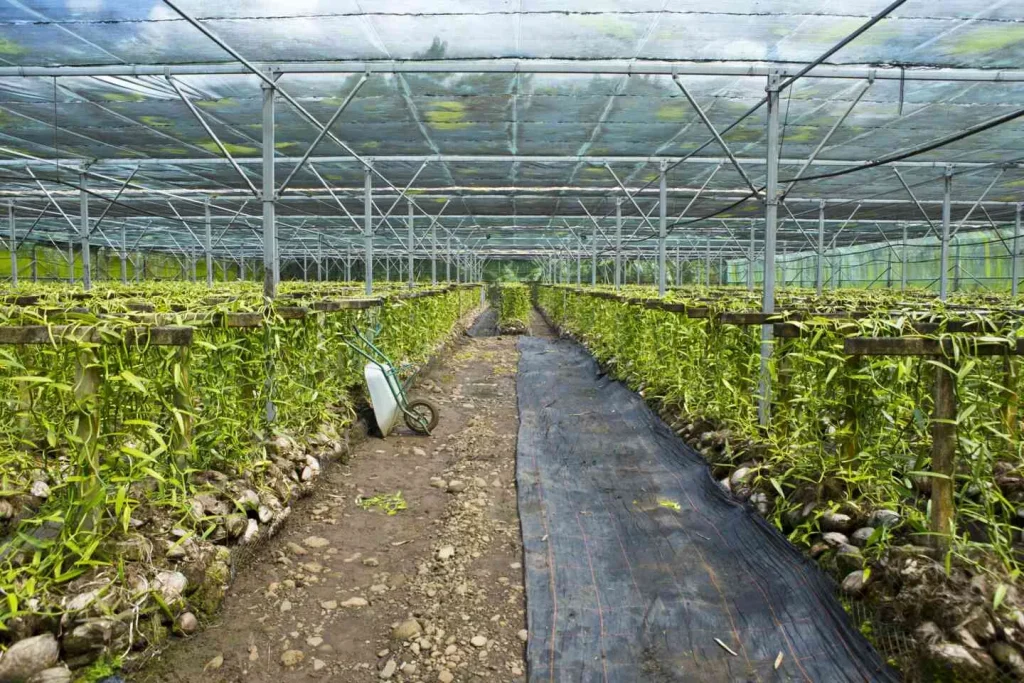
[407,200,414,287]
[316,236,323,281]
[576,241,582,285]
[431,220,437,285]
[816,200,825,295]
[953,237,961,293]
[658,161,667,296]
[614,199,622,290]
[675,246,681,285]
[446,234,452,282]
[901,222,908,291]
[204,198,213,286]
[705,235,711,287]
[68,242,74,284]
[758,72,781,427]
[7,201,15,286]
[939,166,952,301]
[240,254,246,281]
[79,173,91,290]
[363,166,373,294]
[261,75,276,298]
[119,223,128,283]
[748,220,755,291]
[345,245,351,281]
[1013,205,1022,297]
[30,247,36,282]
[591,223,597,286]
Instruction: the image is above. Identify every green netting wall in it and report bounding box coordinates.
[726,228,1020,292]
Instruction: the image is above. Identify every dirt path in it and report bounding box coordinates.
[137,315,529,683]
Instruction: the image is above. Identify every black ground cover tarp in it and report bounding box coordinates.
[515,336,898,682]
[467,308,498,337]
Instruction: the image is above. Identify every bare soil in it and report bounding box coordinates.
[135,313,540,683]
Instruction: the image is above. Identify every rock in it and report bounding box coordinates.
[287,541,308,556]
[392,619,422,641]
[429,478,447,489]
[916,621,943,646]
[783,502,817,530]
[312,658,326,672]
[748,492,770,517]
[176,612,198,635]
[204,654,224,671]
[303,536,330,549]
[0,500,14,520]
[926,642,987,677]
[447,480,467,494]
[281,649,304,667]
[400,662,417,675]
[379,659,397,679]
[729,467,753,487]
[841,570,869,596]
[868,509,901,529]
[29,481,49,500]
[835,545,865,573]
[321,600,338,610]
[242,519,259,545]
[362,557,380,567]
[268,435,295,457]
[437,545,455,561]
[718,477,731,493]
[821,511,855,533]
[341,597,368,608]
[809,542,829,559]
[258,505,274,524]
[63,588,105,615]
[165,540,187,560]
[438,669,455,683]
[518,629,528,642]
[850,527,875,547]
[412,447,427,457]
[280,600,292,613]
[223,513,247,539]
[306,637,323,648]
[0,634,59,682]
[193,493,229,517]
[236,489,260,511]
[956,628,981,650]
[25,667,71,683]
[63,618,114,658]
[821,532,849,548]
[991,642,1024,677]
[153,570,188,603]
[470,635,487,647]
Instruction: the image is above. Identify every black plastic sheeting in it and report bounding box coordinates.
[466,308,498,338]
[515,336,899,683]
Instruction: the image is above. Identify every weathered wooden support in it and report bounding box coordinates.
[73,347,102,523]
[930,358,957,548]
[171,344,193,465]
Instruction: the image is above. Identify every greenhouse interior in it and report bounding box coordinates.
[1,1,1024,682]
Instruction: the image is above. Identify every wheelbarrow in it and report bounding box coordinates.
[343,324,440,436]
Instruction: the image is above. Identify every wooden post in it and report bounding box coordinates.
[73,346,102,525]
[1004,356,1019,442]
[930,359,957,548]
[171,344,193,468]
[841,356,860,463]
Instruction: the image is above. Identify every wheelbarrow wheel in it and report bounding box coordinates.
[405,398,440,434]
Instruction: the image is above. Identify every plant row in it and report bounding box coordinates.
[538,283,1024,680]
[490,284,531,335]
[0,283,481,679]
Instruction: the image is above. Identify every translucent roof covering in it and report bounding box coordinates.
[0,0,1020,260]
